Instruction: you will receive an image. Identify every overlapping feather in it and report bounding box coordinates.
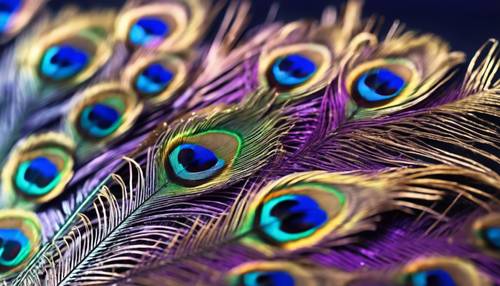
[115,166,499,285]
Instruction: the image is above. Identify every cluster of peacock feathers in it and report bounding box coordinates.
[0,0,498,285]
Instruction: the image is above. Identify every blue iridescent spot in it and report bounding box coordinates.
[168,143,225,185]
[241,271,295,286]
[355,68,406,102]
[79,103,121,138]
[135,63,174,95]
[259,194,328,243]
[129,17,169,47]
[15,157,60,196]
[483,227,500,249]
[0,0,22,33]
[0,228,30,267]
[24,157,58,188]
[271,54,317,87]
[409,269,456,286]
[40,44,90,81]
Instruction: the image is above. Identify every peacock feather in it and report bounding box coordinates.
[0,0,498,285]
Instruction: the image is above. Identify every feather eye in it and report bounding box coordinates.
[1,133,75,205]
[155,90,291,195]
[246,182,344,249]
[66,83,143,148]
[0,0,44,43]
[236,170,433,254]
[398,257,490,286]
[344,33,464,118]
[115,0,209,51]
[226,261,319,286]
[0,209,41,280]
[24,12,114,88]
[259,43,334,101]
[472,213,500,258]
[122,53,187,105]
[162,130,241,188]
[346,58,418,107]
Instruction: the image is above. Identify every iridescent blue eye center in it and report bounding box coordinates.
[0,228,30,267]
[0,231,22,261]
[88,104,120,129]
[24,157,58,188]
[129,17,169,47]
[409,269,456,286]
[79,103,122,138]
[258,194,328,243]
[270,54,317,88]
[167,143,226,186]
[40,44,90,81]
[355,68,406,103]
[241,271,295,286]
[14,155,64,196]
[0,0,22,32]
[483,227,500,249]
[135,63,174,95]
[178,144,218,172]
[272,195,327,233]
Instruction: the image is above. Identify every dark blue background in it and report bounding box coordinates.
[51,0,500,56]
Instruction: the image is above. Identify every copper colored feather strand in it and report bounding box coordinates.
[0,0,498,285]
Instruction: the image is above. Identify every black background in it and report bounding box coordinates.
[50,0,500,57]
